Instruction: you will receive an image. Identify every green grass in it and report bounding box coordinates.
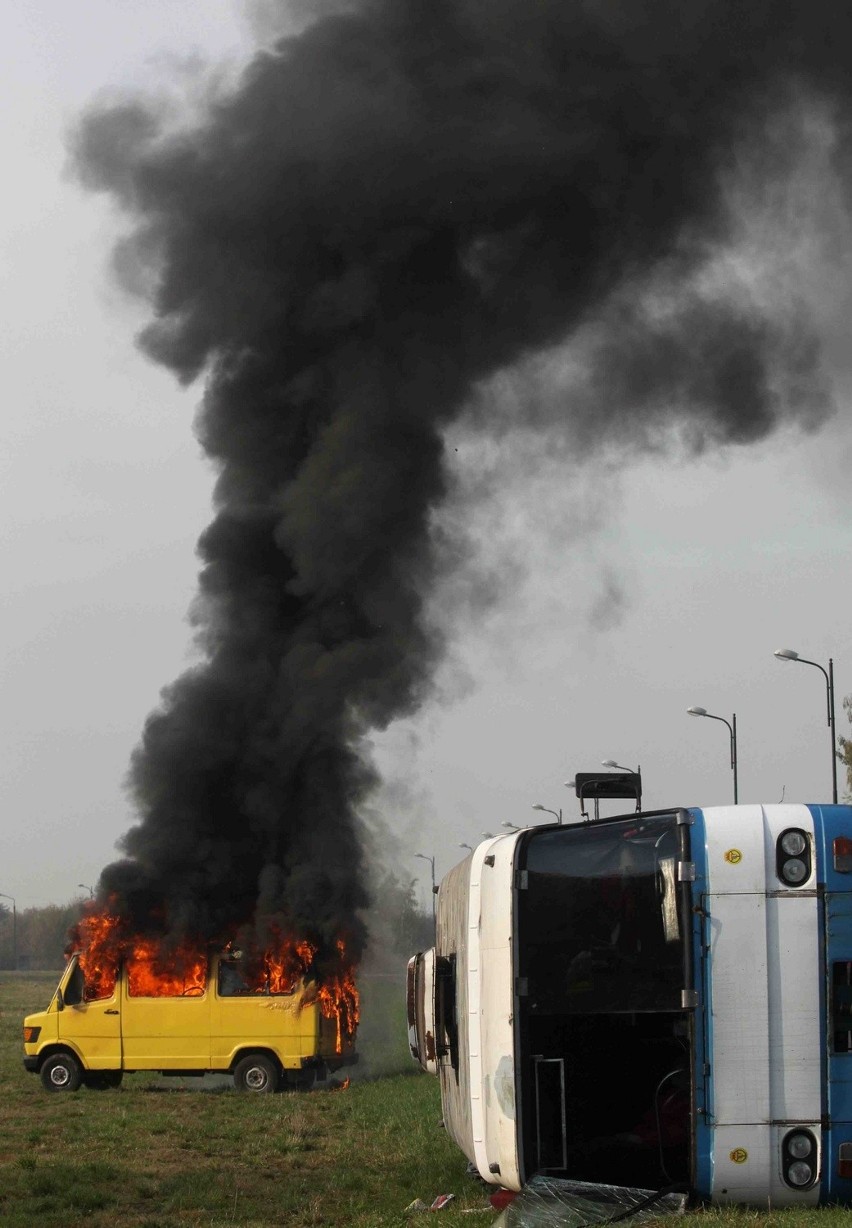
[0,971,486,1227]
[0,971,843,1227]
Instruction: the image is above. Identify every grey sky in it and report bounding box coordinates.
[2,2,850,913]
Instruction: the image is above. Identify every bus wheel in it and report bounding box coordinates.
[41,1052,83,1092]
[233,1054,279,1093]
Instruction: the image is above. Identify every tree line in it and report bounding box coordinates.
[0,876,434,973]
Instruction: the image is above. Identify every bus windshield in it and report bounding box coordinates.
[519,813,686,1014]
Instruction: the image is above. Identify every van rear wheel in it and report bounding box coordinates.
[233,1054,279,1093]
[41,1051,83,1092]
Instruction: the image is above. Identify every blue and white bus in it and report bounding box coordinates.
[407,803,852,1204]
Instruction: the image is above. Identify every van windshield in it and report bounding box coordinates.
[519,813,685,1013]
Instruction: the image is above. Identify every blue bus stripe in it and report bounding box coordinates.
[809,804,852,1205]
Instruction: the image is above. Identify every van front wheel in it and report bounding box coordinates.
[233,1054,279,1093]
[41,1051,83,1092]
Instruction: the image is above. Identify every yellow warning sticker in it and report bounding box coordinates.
[724,849,742,865]
[729,1148,748,1164]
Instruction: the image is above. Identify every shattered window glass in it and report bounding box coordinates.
[493,1176,687,1228]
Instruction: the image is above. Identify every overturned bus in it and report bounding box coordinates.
[407,803,852,1205]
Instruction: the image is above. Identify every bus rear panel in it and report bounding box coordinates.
[407,802,852,1206]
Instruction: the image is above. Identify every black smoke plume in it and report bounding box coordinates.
[73,0,847,964]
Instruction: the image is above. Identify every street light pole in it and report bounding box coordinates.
[532,804,562,824]
[687,707,738,803]
[414,853,436,924]
[774,649,838,804]
[0,893,17,971]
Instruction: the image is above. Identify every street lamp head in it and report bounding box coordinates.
[481,831,494,838]
[602,759,634,772]
[501,821,519,830]
[774,648,799,661]
[532,803,546,811]
[687,706,708,717]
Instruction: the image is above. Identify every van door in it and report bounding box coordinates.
[58,956,121,1071]
[120,961,211,1070]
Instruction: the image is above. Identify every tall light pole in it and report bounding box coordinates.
[78,883,95,900]
[774,648,837,804]
[687,707,738,803]
[0,893,17,971]
[458,842,473,852]
[414,853,436,923]
[532,803,562,823]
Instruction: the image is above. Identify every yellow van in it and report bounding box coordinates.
[23,950,357,1092]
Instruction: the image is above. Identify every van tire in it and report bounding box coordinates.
[233,1054,279,1093]
[41,1051,83,1092]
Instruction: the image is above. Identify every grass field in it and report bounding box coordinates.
[0,971,847,1227]
[0,970,483,1227]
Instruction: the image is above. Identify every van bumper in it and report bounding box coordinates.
[325,1052,359,1072]
[23,1056,39,1073]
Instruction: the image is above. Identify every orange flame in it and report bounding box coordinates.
[68,904,359,1046]
[317,941,360,1053]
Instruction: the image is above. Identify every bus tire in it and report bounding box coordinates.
[233,1053,279,1093]
[41,1051,83,1093]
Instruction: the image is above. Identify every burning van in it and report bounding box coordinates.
[23,943,358,1092]
[409,803,852,1206]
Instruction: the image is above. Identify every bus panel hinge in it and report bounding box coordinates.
[678,861,696,882]
[681,989,699,1009]
[677,810,695,826]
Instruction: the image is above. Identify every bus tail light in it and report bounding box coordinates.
[834,837,852,873]
[838,1142,852,1180]
[782,1129,817,1189]
[777,829,811,886]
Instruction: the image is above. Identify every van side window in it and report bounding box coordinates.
[71,960,116,1003]
[219,957,251,996]
[64,963,85,1006]
[127,955,207,997]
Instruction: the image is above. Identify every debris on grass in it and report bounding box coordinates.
[430,1193,456,1210]
[404,1198,429,1214]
